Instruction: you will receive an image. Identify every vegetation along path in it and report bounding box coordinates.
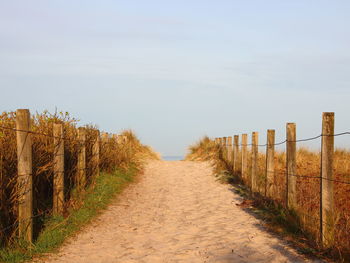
[39,161,322,263]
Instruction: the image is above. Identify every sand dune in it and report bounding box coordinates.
[39,161,322,263]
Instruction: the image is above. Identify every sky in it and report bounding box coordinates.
[0,1,350,156]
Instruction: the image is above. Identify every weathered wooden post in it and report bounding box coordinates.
[92,130,100,178]
[101,132,109,155]
[219,137,223,147]
[233,135,239,173]
[227,136,233,165]
[99,132,108,172]
[53,123,64,215]
[265,129,275,198]
[286,123,297,209]
[16,109,33,242]
[251,132,258,193]
[222,137,227,146]
[215,138,220,145]
[321,112,335,247]
[100,132,108,147]
[222,137,227,160]
[77,127,86,191]
[241,134,248,183]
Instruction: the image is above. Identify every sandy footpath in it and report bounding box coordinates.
[38,161,322,263]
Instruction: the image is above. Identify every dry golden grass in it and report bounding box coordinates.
[185,136,229,174]
[0,110,158,246]
[269,147,349,255]
[186,137,350,259]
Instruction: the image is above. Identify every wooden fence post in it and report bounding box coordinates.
[53,123,64,215]
[215,138,219,145]
[321,112,335,247]
[286,123,297,209]
[233,135,239,173]
[265,129,275,198]
[101,132,109,154]
[16,109,33,242]
[92,130,100,178]
[241,134,248,183]
[227,136,233,165]
[222,137,227,146]
[77,127,86,191]
[251,132,258,193]
[222,137,227,160]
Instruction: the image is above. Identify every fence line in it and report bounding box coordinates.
[215,112,350,251]
[0,109,128,243]
[218,132,350,148]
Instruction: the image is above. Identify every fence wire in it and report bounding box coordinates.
[0,118,100,243]
[217,129,350,254]
[219,131,350,147]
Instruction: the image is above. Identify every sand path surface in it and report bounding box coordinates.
[40,161,322,263]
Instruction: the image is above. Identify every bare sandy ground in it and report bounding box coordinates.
[39,161,323,263]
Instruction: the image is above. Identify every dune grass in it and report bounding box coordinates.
[0,110,159,248]
[186,136,350,262]
[0,167,137,263]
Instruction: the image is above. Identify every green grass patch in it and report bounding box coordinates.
[0,168,137,263]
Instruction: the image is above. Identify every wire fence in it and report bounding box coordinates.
[0,110,137,246]
[216,112,350,257]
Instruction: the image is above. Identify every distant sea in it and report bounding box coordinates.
[162,156,184,161]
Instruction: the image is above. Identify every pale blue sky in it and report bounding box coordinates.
[1,1,349,156]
